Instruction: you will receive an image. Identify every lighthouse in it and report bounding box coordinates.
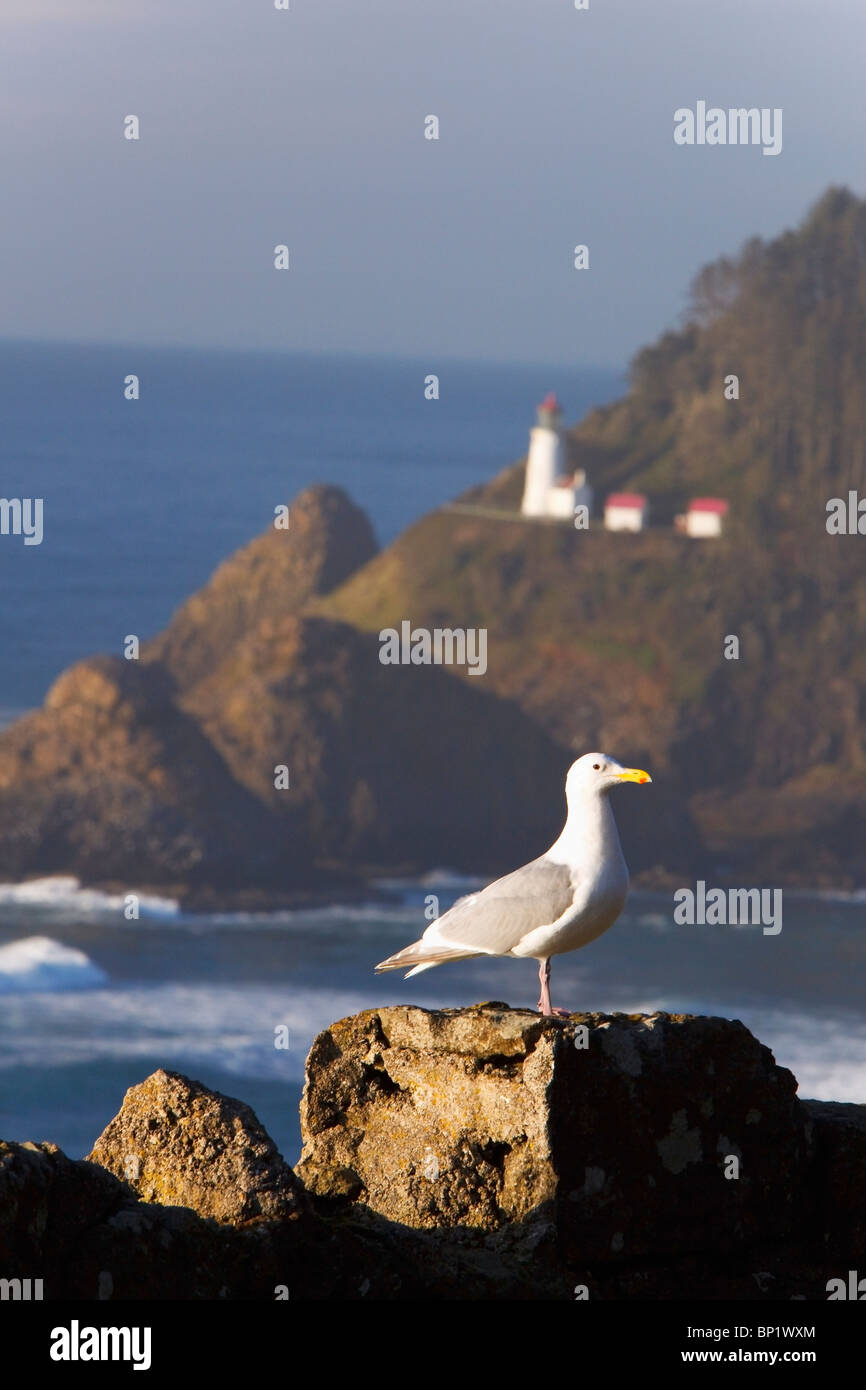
[520,394,592,520]
[521,393,563,516]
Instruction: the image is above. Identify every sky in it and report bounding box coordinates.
[0,0,864,367]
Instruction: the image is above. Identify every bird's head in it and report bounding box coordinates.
[566,752,652,801]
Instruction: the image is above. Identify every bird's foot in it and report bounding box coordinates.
[537,1000,572,1018]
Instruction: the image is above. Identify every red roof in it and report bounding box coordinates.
[606,493,647,509]
[688,497,729,514]
[539,392,561,412]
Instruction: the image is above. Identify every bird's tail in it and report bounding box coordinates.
[375,939,478,979]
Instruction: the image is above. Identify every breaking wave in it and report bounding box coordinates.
[0,936,109,993]
[0,876,179,917]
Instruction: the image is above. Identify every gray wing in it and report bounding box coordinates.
[424,857,576,956]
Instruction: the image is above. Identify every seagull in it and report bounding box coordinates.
[375,753,651,1016]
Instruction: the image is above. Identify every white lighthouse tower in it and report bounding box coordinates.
[521,393,565,516]
[520,393,594,521]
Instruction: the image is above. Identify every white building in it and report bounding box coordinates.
[684,497,729,537]
[546,468,593,519]
[604,492,649,532]
[520,394,593,521]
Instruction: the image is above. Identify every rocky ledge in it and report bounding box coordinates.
[2,1007,864,1300]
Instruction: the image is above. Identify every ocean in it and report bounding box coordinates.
[0,339,864,1167]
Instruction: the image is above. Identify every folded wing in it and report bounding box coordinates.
[375,857,576,976]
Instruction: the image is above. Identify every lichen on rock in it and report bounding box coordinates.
[88,1069,303,1226]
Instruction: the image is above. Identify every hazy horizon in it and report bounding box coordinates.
[2,0,864,364]
[0,334,626,373]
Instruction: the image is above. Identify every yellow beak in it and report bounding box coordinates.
[617,767,652,785]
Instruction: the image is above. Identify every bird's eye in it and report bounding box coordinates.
[592,763,601,771]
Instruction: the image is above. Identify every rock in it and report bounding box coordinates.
[297,1005,812,1263]
[88,1070,303,1226]
[147,484,378,689]
[802,1099,866,1261]
[0,656,303,887]
[0,1106,496,1300]
[44,655,175,719]
[183,615,568,870]
[0,486,574,888]
[0,1137,310,1300]
[691,776,866,886]
[0,1140,124,1271]
[4,1013,866,1298]
[318,511,703,879]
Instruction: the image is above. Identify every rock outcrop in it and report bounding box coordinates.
[297,1006,812,1264]
[0,656,303,886]
[88,1070,303,1226]
[181,614,567,869]
[804,1099,866,1262]
[0,485,573,889]
[147,484,379,690]
[0,1139,247,1301]
[3,1008,866,1299]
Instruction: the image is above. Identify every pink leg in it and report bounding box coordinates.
[537,958,570,1017]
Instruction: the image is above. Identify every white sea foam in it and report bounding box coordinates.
[742,1008,866,1105]
[0,876,179,917]
[633,912,673,931]
[0,881,425,932]
[203,901,415,929]
[0,936,109,993]
[374,869,488,893]
[0,980,440,1079]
